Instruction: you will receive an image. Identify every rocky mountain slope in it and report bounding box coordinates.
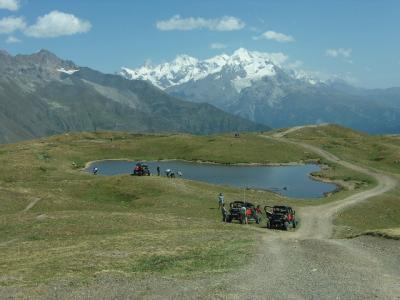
[0,50,267,144]
[121,48,400,134]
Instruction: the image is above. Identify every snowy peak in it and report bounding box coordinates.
[120,48,300,91]
[57,67,79,75]
[121,54,204,89]
[231,48,254,63]
[173,54,198,66]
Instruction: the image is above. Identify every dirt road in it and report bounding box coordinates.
[272,128,397,240]
[215,128,400,299]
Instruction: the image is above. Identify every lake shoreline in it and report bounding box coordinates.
[84,157,321,170]
[83,158,341,199]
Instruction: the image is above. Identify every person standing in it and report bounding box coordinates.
[218,192,224,209]
[221,203,228,222]
[256,205,262,215]
[93,167,98,175]
[157,165,160,176]
[241,205,247,224]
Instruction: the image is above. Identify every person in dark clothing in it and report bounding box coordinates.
[157,166,160,176]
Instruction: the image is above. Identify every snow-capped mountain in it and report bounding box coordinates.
[120,48,316,92]
[0,49,267,144]
[120,48,400,134]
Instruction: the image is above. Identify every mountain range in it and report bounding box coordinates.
[121,48,400,134]
[0,50,267,144]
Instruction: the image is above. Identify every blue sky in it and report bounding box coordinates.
[0,0,399,88]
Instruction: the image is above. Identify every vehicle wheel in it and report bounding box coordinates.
[284,222,289,231]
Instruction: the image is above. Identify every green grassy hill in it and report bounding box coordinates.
[0,127,398,292]
[0,132,306,287]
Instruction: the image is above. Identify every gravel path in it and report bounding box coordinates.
[227,126,400,299]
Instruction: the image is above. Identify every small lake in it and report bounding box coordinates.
[86,160,337,199]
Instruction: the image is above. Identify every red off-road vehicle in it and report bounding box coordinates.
[226,201,261,224]
[264,205,297,230]
[132,163,150,176]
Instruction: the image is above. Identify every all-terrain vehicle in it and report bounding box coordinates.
[264,205,297,230]
[132,163,150,176]
[226,201,261,224]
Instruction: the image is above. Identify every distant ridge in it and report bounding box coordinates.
[0,50,268,144]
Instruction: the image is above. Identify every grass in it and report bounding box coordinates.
[284,124,400,174]
[333,187,400,238]
[0,128,394,289]
[0,131,317,287]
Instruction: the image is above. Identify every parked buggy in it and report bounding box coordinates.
[226,201,261,224]
[264,205,297,230]
[132,163,150,176]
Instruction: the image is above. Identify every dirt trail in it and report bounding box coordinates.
[207,125,400,299]
[273,123,328,138]
[22,197,41,213]
[223,125,400,299]
[272,125,397,240]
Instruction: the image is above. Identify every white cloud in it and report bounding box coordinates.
[24,11,92,38]
[326,48,352,58]
[255,30,294,42]
[210,42,227,49]
[0,0,20,11]
[156,15,245,31]
[0,16,26,34]
[267,52,289,66]
[6,35,20,43]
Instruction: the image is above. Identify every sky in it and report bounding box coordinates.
[0,0,399,88]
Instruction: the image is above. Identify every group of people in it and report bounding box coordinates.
[164,168,183,178]
[218,192,262,224]
[92,165,183,177]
